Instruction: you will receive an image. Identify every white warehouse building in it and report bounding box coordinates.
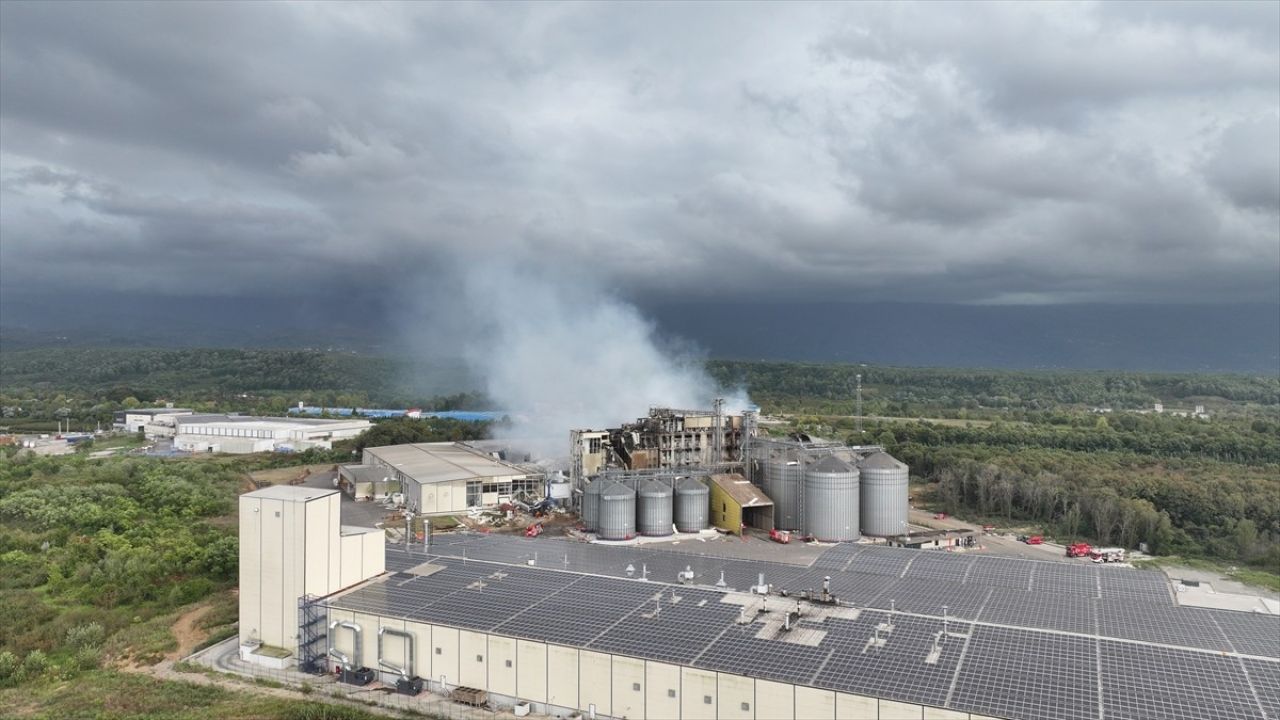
[360,442,540,514]
[175,414,371,454]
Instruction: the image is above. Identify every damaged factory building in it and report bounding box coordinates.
[570,405,750,485]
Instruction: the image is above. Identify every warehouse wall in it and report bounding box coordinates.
[709,483,744,535]
[419,479,465,514]
[239,487,384,660]
[323,609,1005,720]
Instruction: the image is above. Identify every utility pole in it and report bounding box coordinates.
[855,374,863,435]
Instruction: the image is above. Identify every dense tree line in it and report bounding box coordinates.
[871,424,1280,569]
[878,416,1280,465]
[0,348,490,428]
[708,360,1280,416]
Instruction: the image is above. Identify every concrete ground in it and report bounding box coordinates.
[299,471,391,528]
[1163,566,1280,614]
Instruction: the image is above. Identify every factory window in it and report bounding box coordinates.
[476,654,483,662]
[505,660,512,668]
[588,437,602,453]
[703,695,713,705]
[466,482,481,506]
[741,702,750,712]
[667,689,676,698]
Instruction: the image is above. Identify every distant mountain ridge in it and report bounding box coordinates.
[642,302,1280,375]
[1,294,1276,374]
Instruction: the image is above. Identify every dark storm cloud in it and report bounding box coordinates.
[1,1,1276,307]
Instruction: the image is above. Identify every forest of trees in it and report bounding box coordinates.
[708,360,1280,416]
[858,420,1280,571]
[0,452,242,684]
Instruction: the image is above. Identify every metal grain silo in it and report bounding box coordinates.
[858,451,909,537]
[597,481,637,540]
[804,455,860,541]
[637,479,674,537]
[581,479,604,531]
[673,476,709,532]
[764,452,803,530]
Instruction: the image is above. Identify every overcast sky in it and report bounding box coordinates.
[2,1,1277,309]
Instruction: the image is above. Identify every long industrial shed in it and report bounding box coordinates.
[313,535,1280,720]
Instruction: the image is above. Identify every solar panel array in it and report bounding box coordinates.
[338,536,1280,720]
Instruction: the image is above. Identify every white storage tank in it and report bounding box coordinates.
[548,473,572,506]
[858,451,909,537]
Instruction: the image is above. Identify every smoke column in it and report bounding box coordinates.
[403,260,747,461]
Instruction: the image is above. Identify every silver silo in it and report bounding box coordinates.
[804,455,860,541]
[858,451,909,537]
[764,452,804,530]
[581,479,604,531]
[636,478,674,537]
[673,476,709,532]
[597,481,637,540]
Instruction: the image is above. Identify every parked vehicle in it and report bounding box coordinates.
[769,528,792,544]
[1091,547,1126,563]
[1024,535,1044,545]
[1066,542,1092,558]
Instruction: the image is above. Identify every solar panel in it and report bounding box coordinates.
[356,534,1280,720]
[1100,641,1265,720]
[950,627,1098,720]
[1243,657,1280,720]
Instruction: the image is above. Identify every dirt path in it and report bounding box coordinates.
[167,604,215,662]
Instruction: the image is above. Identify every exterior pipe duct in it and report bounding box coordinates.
[327,620,362,670]
[377,627,415,680]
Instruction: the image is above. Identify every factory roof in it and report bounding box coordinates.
[709,473,773,508]
[177,414,370,429]
[340,464,391,484]
[330,534,1280,720]
[125,407,193,415]
[243,485,338,502]
[363,442,531,484]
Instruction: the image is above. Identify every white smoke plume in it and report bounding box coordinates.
[402,260,748,462]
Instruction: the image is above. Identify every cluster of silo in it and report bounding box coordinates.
[857,451,909,537]
[580,474,710,540]
[804,455,860,541]
[749,444,909,539]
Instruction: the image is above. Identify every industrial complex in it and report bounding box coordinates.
[173,414,371,453]
[230,405,1280,720]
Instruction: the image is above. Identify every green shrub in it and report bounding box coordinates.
[0,651,18,684]
[168,578,215,607]
[65,621,105,650]
[72,646,102,671]
[19,649,49,680]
